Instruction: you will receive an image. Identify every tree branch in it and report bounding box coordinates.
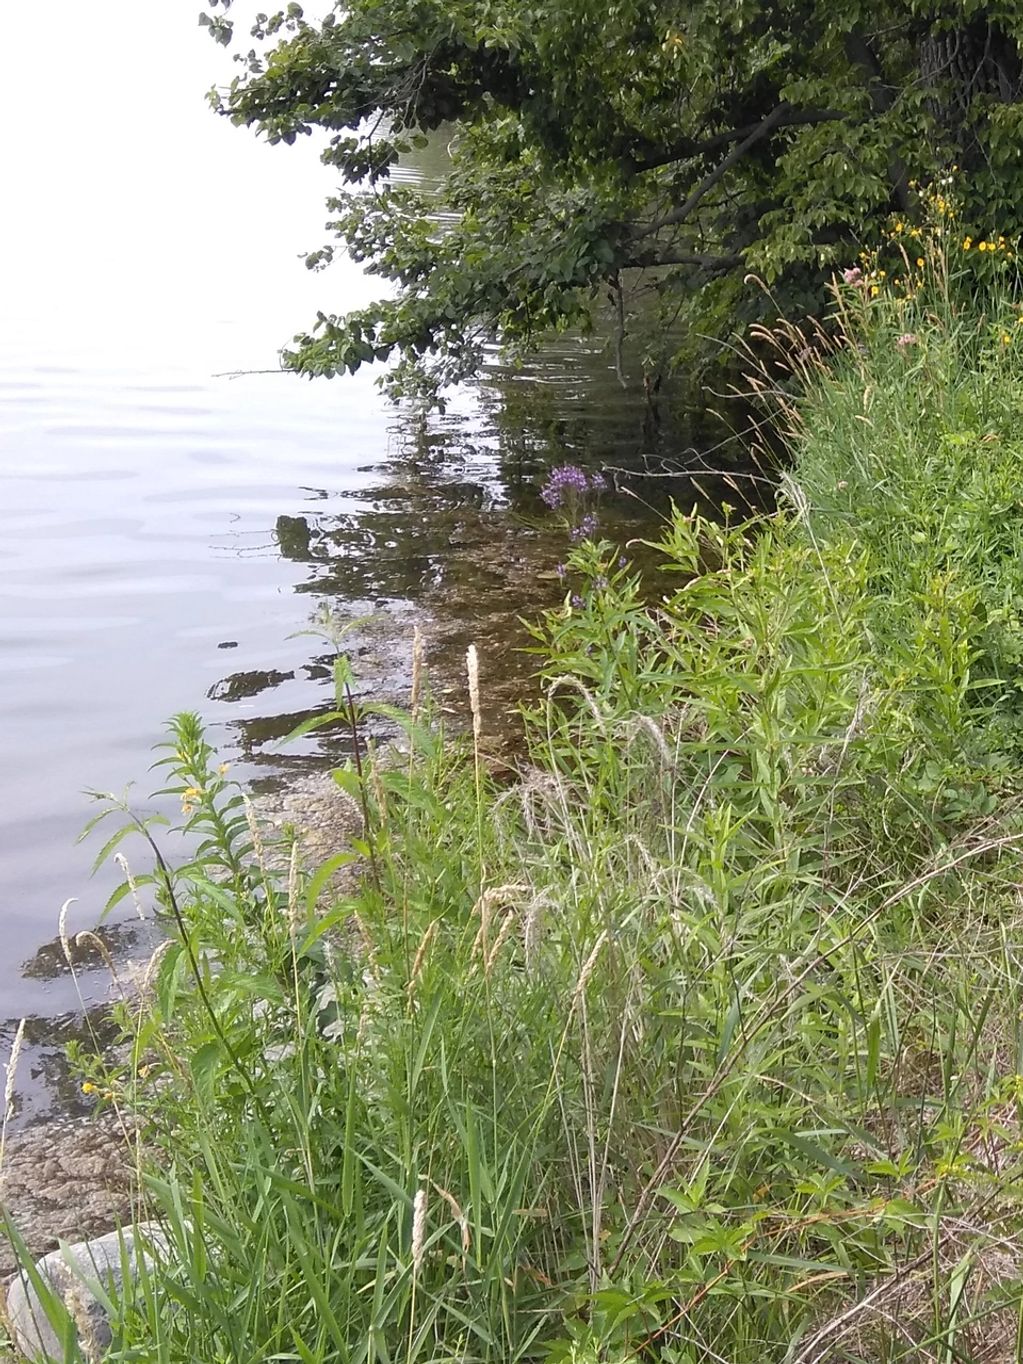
[631,104,793,241]
[846,30,911,211]
[623,251,743,271]
[630,107,847,173]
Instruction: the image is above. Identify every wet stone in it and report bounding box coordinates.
[0,1115,136,1282]
[0,778,366,1359]
[252,771,365,893]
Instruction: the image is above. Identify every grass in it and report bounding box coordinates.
[8,217,1023,1362]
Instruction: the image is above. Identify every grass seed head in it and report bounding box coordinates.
[573,931,609,1004]
[466,644,482,745]
[408,921,438,996]
[75,931,124,997]
[411,1187,428,1276]
[114,851,147,920]
[411,624,426,713]
[287,838,302,944]
[141,939,174,994]
[243,794,268,874]
[431,1180,470,1256]
[3,1019,25,1122]
[484,910,517,975]
[523,897,545,975]
[1,1017,26,1173]
[58,896,77,967]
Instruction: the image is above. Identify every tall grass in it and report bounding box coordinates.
[10,223,1023,1362]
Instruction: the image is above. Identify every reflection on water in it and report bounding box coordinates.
[1,331,761,1123]
[219,347,767,772]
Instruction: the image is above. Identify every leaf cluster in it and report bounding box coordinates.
[199,0,1023,395]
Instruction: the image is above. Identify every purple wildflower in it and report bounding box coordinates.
[540,463,590,509]
[555,562,567,579]
[569,513,599,543]
[594,575,608,591]
[842,266,863,285]
[896,332,918,349]
[571,593,585,609]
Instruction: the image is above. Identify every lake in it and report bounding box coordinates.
[0,4,754,1121]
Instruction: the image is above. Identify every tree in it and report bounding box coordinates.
[202,1,1023,398]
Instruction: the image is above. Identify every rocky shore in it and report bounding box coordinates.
[0,1114,135,1283]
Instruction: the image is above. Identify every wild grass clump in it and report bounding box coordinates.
[11,226,1023,1363]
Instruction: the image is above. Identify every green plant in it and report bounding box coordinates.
[13,249,1023,1361]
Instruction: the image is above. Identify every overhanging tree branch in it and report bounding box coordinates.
[846,29,911,211]
[623,251,744,271]
[631,103,793,241]
[205,1,1023,396]
[630,107,848,173]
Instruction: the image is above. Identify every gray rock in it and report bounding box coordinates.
[0,1115,136,1280]
[3,1223,165,1363]
[255,773,363,872]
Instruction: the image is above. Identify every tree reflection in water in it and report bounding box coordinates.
[210,343,771,777]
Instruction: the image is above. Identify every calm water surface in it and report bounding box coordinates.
[0,5,754,1120]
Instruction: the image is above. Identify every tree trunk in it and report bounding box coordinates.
[918,14,1022,159]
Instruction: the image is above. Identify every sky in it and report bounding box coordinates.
[0,2,358,371]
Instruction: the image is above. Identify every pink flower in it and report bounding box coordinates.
[896,332,918,349]
[842,266,863,284]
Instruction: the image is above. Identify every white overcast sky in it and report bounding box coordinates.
[0,2,364,372]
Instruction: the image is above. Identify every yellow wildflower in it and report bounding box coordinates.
[184,786,203,800]
[916,257,925,268]
[893,220,904,234]
[217,763,230,776]
[870,285,880,297]
[82,1081,97,1095]
[1001,333,1012,346]
[962,236,972,250]
[978,241,988,252]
